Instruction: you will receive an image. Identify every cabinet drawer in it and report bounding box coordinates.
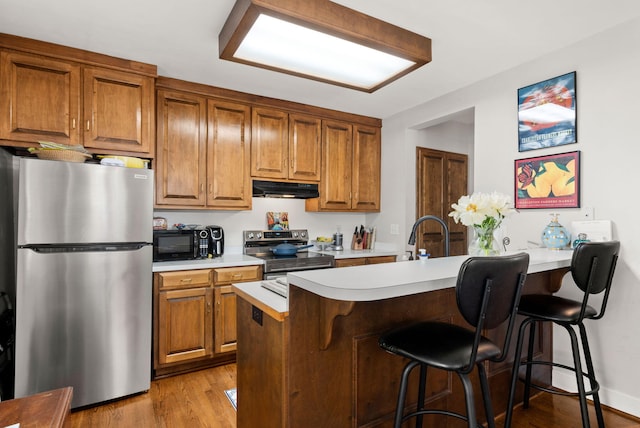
[335,258,367,268]
[366,256,397,264]
[158,269,212,290]
[213,265,262,284]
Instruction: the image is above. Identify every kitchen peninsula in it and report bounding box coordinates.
[233,249,573,428]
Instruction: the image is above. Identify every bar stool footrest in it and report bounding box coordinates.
[402,409,484,428]
[518,359,600,397]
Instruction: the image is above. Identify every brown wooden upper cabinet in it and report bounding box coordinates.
[82,67,154,154]
[155,89,207,207]
[251,107,321,182]
[306,120,381,212]
[0,34,156,156]
[155,87,251,210]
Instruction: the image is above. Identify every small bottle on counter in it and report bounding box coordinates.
[572,233,590,249]
[418,249,430,262]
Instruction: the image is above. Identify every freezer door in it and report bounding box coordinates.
[17,157,153,245]
[15,245,152,408]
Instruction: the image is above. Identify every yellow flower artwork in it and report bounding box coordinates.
[515,151,580,209]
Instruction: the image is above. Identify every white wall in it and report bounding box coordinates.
[155,198,371,254]
[380,17,640,416]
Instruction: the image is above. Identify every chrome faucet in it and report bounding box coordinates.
[407,215,450,257]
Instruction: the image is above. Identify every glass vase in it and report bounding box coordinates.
[468,225,501,256]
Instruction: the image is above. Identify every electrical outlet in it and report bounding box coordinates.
[580,207,594,220]
[252,305,263,326]
[390,224,400,235]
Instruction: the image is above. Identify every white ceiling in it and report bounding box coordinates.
[2,0,640,119]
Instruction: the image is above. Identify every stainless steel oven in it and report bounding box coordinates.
[243,229,334,280]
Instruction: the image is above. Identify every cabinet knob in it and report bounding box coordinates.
[180,278,193,283]
[71,118,76,129]
[86,120,90,131]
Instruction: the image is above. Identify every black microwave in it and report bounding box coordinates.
[153,229,209,262]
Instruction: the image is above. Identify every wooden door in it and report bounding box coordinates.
[318,120,353,210]
[83,67,154,154]
[157,286,213,365]
[251,107,288,179]
[288,113,321,181]
[351,124,381,211]
[416,148,468,257]
[206,99,251,209]
[0,51,80,145]
[214,285,237,354]
[155,90,207,206]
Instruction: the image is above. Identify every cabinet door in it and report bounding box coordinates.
[214,285,237,354]
[289,113,321,181]
[318,120,353,210]
[251,107,288,179]
[352,124,381,211]
[158,287,213,365]
[155,90,207,206]
[207,99,251,209]
[0,51,80,145]
[83,67,154,154]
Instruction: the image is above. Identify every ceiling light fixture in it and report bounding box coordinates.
[219,0,432,93]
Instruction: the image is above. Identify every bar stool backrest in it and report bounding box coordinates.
[571,241,620,294]
[456,252,530,329]
[570,240,620,321]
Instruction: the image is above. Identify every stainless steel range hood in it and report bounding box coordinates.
[252,180,319,199]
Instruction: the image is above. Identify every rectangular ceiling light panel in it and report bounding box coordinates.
[219,0,432,92]
[234,14,416,90]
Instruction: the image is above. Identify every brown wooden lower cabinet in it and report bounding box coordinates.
[236,269,564,428]
[334,255,396,268]
[153,264,262,379]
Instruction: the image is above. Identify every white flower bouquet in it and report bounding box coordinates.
[449,192,515,255]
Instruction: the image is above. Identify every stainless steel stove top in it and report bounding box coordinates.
[243,229,334,275]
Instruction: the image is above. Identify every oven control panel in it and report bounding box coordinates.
[244,229,308,242]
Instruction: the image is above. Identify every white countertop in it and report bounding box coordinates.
[233,281,289,320]
[312,248,399,259]
[287,248,573,302]
[152,250,398,272]
[152,254,263,272]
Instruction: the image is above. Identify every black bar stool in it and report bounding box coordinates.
[505,241,620,428]
[379,253,529,428]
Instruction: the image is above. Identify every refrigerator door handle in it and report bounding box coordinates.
[21,243,150,253]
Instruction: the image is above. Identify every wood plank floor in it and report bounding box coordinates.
[70,363,640,427]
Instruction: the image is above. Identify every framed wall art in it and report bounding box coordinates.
[515,150,580,209]
[518,71,576,152]
[267,211,289,230]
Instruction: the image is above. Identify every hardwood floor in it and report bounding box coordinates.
[69,364,237,428]
[70,363,640,427]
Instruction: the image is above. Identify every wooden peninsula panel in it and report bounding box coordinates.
[235,267,566,428]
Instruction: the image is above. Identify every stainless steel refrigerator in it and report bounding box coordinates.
[13,157,153,408]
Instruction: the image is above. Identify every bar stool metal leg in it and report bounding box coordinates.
[416,363,427,428]
[477,362,496,428]
[565,324,591,428]
[394,360,420,428]
[458,372,477,428]
[504,317,532,428]
[579,323,605,428]
[523,319,537,408]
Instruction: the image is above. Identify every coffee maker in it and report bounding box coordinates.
[206,225,224,257]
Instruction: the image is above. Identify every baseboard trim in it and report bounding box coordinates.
[554,371,640,419]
